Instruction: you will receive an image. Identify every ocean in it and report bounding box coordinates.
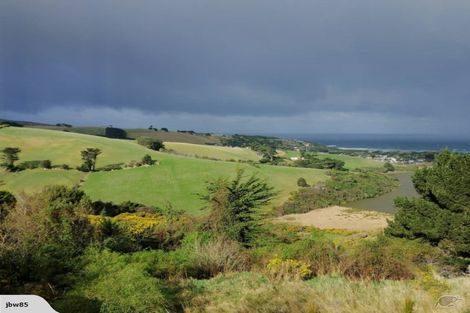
[281,134,470,152]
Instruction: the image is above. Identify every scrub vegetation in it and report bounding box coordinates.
[0,126,469,312]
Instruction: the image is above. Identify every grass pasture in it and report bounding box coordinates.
[0,169,85,194]
[126,128,220,145]
[317,152,383,169]
[0,127,161,168]
[164,142,260,161]
[82,157,327,214]
[281,150,383,169]
[1,127,327,214]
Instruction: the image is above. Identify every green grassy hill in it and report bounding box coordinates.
[125,129,220,145]
[0,127,160,167]
[0,127,327,214]
[1,169,85,194]
[316,152,383,169]
[82,159,326,214]
[164,142,260,161]
[29,125,220,145]
[283,150,383,169]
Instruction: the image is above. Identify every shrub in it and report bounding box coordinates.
[54,249,169,313]
[0,186,94,295]
[88,209,193,251]
[297,177,309,187]
[136,137,165,151]
[104,127,127,139]
[386,150,470,258]
[266,258,312,280]
[17,160,40,170]
[279,238,346,276]
[141,154,155,165]
[41,159,52,169]
[96,218,140,253]
[384,161,395,172]
[1,147,21,171]
[187,237,248,278]
[342,236,416,280]
[95,163,124,171]
[79,148,101,172]
[203,169,276,245]
[126,160,143,168]
[89,200,141,216]
[0,190,16,221]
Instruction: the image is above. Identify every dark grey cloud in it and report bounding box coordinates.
[1,0,470,132]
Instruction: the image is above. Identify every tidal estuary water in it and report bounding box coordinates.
[346,172,419,213]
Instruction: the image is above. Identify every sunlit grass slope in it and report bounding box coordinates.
[164,142,260,161]
[317,152,383,169]
[1,169,85,194]
[283,149,383,169]
[82,156,327,215]
[1,127,327,214]
[0,127,161,167]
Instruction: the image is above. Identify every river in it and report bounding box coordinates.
[346,172,420,213]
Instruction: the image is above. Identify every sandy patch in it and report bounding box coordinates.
[276,206,393,231]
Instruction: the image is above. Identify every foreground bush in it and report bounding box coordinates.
[17,159,52,170]
[150,233,248,280]
[53,249,169,313]
[0,190,16,221]
[90,210,194,252]
[184,273,470,313]
[386,150,470,259]
[187,236,249,279]
[343,237,416,280]
[0,186,94,295]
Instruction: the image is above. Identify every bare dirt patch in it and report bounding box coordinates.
[276,206,392,231]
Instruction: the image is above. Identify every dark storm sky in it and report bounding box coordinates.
[1,0,470,134]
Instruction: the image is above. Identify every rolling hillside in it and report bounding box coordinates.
[316,152,383,169]
[82,159,327,214]
[164,142,260,161]
[25,124,221,145]
[0,127,161,167]
[0,127,327,214]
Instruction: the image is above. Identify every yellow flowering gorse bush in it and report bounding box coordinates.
[266,258,312,280]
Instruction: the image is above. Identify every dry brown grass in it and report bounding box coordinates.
[184,273,470,313]
[188,237,249,278]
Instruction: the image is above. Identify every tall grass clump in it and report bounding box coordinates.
[187,236,249,279]
[184,273,470,313]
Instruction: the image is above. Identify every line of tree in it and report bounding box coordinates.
[104,127,127,139]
